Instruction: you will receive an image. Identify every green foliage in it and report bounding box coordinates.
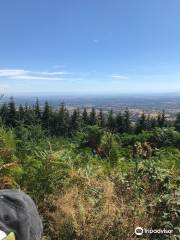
[115,112,124,133]
[99,132,119,164]
[157,110,166,128]
[42,101,52,133]
[6,97,17,128]
[107,109,115,132]
[70,108,80,133]
[0,127,21,188]
[77,125,104,151]
[97,108,105,128]
[0,127,16,150]
[123,108,131,133]
[0,99,179,239]
[149,127,180,148]
[153,147,180,169]
[0,103,8,125]
[15,124,46,156]
[82,108,88,124]
[34,98,42,121]
[175,112,180,132]
[88,107,96,125]
[136,111,147,133]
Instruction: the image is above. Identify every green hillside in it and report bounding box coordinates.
[0,99,179,239]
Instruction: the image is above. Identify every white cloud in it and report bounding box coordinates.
[15,75,64,81]
[112,75,128,80]
[0,69,29,77]
[33,71,72,76]
[0,68,129,83]
[0,68,72,81]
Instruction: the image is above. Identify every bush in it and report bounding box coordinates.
[0,127,21,189]
[99,132,119,165]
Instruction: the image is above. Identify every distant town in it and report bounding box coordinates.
[2,93,180,122]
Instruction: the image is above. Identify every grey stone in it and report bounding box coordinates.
[0,189,43,240]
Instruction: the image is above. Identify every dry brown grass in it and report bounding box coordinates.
[42,170,156,240]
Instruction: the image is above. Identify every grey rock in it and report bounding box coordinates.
[0,189,43,240]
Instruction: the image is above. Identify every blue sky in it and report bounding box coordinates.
[0,0,180,95]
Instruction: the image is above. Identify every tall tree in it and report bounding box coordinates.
[18,104,25,123]
[34,98,42,122]
[70,109,80,133]
[64,110,70,136]
[42,101,52,133]
[123,108,131,133]
[136,112,147,133]
[115,112,124,133]
[107,109,115,132]
[0,103,8,125]
[58,103,64,135]
[6,97,17,128]
[149,117,157,129]
[146,115,153,131]
[23,104,36,126]
[82,108,88,124]
[89,107,96,125]
[175,113,180,131]
[157,110,166,128]
[98,109,105,128]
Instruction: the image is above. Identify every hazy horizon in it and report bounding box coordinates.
[4,91,180,98]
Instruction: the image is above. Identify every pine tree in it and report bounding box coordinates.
[150,117,157,129]
[175,113,180,131]
[89,107,96,125]
[115,112,124,133]
[34,98,41,121]
[146,114,153,131]
[123,108,131,133]
[136,112,147,133]
[18,104,25,122]
[6,97,17,128]
[56,102,69,136]
[107,109,115,132]
[82,108,88,124]
[70,109,80,133]
[161,110,166,127]
[23,104,36,126]
[98,109,105,127]
[49,110,58,135]
[64,110,70,136]
[42,101,52,133]
[0,103,8,125]
[157,110,166,128]
[23,104,30,125]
